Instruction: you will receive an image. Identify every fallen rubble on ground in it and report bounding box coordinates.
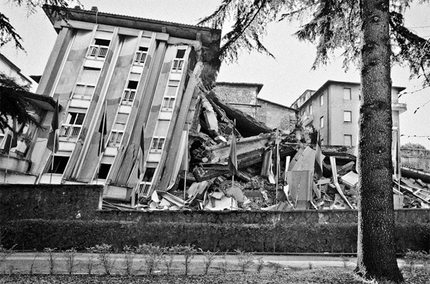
[103,92,430,211]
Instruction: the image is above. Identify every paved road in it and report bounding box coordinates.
[0,252,409,275]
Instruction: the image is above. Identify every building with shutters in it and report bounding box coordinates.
[0,5,221,203]
[291,80,407,147]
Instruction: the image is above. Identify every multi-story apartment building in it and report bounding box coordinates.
[0,5,221,202]
[291,80,407,147]
[0,54,35,146]
[0,54,34,88]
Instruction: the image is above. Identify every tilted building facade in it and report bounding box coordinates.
[0,6,221,202]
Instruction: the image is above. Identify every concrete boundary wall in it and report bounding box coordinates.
[1,185,429,252]
[1,184,430,225]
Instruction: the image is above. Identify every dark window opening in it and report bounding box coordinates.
[143,167,156,182]
[98,163,112,179]
[94,38,110,46]
[127,80,138,89]
[139,46,148,52]
[47,156,69,174]
[176,49,185,59]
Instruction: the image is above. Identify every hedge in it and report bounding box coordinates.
[2,219,429,253]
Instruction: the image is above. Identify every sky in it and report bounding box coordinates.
[2,0,430,148]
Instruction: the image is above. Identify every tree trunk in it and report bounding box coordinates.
[356,0,403,282]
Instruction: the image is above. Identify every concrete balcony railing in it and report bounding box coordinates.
[0,153,31,174]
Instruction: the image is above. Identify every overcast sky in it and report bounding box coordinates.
[2,0,430,148]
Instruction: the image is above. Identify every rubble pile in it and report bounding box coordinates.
[102,92,430,211]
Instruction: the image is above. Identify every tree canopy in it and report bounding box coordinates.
[199,0,430,85]
[0,0,74,132]
[200,0,430,283]
[0,0,73,51]
[0,73,41,132]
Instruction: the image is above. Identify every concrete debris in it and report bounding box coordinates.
[103,92,430,211]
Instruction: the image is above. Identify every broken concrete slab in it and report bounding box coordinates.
[206,91,272,137]
[226,185,245,203]
[205,196,237,210]
[340,171,359,188]
[286,170,312,210]
[330,157,354,209]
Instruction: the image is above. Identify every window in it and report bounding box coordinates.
[343,88,352,100]
[172,49,186,72]
[320,94,324,106]
[86,38,110,60]
[79,67,100,84]
[162,97,175,110]
[162,81,179,111]
[308,104,313,115]
[98,163,112,179]
[122,80,138,105]
[344,135,353,146]
[60,112,86,139]
[134,46,148,65]
[108,131,123,147]
[47,156,69,174]
[138,166,157,196]
[320,116,324,128]
[73,68,100,100]
[150,137,165,152]
[127,80,138,89]
[344,111,352,122]
[95,38,110,46]
[73,84,95,100]
[113,113,128,131]
[154,120,169,137]
[143,167,156,182]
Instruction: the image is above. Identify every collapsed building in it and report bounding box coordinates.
[127,92,430,211]
[1,6,429,212]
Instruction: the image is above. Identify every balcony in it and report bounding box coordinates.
[0,153,31,174]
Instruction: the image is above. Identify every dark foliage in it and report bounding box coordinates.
[199,1,430,85]
[0,73,41,132]
[0,0,75,51]
[2,219,429,254]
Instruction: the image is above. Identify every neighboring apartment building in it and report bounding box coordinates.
[0,5,221,202]
[0,54,34,88]
[291,80,407,147]
[0,54,38,147]
[215,82,298,132]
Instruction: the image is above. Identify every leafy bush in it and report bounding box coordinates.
[235,249,254,273]
[135,244,163,275]
[176,244,197,276]
[88,244,115,275]
[43,247,56,275]
[200,249,217,275]
[64,248,77,275]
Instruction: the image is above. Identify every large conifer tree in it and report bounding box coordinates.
[200,0,429,282]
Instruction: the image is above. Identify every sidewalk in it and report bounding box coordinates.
[1,252,408,275]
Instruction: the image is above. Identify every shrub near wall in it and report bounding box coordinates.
[4,219,429,253]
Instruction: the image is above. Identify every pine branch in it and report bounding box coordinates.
[219,0,269,62]
[0,12,24,50]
